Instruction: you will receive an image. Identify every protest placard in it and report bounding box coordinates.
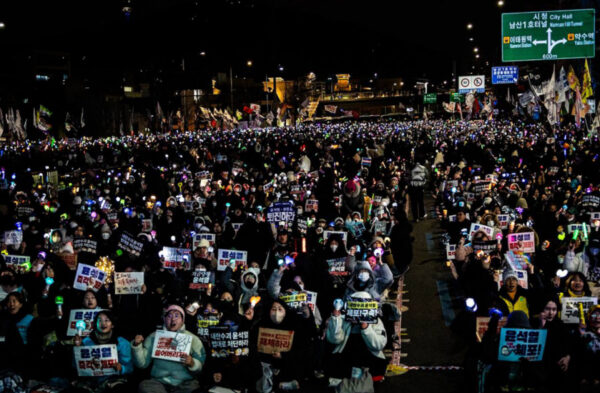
[468,223,494,241]
[305,291,318,312]
[73,238,98,254]
[323,230,348,244]
[561,297,598,324]
[373,220,389,235]
[197,315,219,339]
[507,232,535,253]
[473,180,492,193]
[344,298,379,324]
[581,194,600,208]
[473,240,498,253]
[3,254,30,273]
[326,257,348,276]
[217,249,247,271]
[209,325,250,358]
[446,244,456,260]
[591,212,600,226]
[475,317,508,343]
[151,330,193,363]
[346,221,366,238]
[4,230,23,246]
[279,292,307,310]
[67,309,104,336]
[189,271,214,290]
[161,247,192,270]
[305,199,319,213]
[193,233,216,250]
[257,328,294,354]
[114,272,144,295]
[498,328,547,362]
[16,206,34,218]
[567,223,589,234]
[497,214,510,230]
[118,232,144,257]
[266,202,296,225]
[74,344,118,377]
[73,264,107,292]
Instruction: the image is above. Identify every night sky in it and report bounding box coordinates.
[0,0,591,83]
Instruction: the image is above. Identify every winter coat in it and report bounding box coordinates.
[325,314,387,360]
[131,327,206,387]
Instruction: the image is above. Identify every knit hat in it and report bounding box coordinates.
[345,180,357,193]
[164,304,185,319]
[506,310,531,329]
[198,239,210,249]
[502,269,519,282]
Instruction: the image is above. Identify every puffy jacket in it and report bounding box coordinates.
[131,327,206,387]
[81,335,134,379]
[326,314,387,360]
[498,287,530,318]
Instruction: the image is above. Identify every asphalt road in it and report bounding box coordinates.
[379,197,468,393]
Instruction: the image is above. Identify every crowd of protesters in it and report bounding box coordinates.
[2,117,600,393]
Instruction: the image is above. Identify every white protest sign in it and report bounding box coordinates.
[446,244,456,260]
[497,214,510,230]
[561,297,598,324]
[217,249,248,271]
[114,272,144,295]
[151,330,193,363]
[507,232,535,254]
[469,223,494,241]
[73,264,107,292]
[161,247,192,270]
[193,233,216,250]
[67,309,104,336]
[74,344,118,377]
[4,230,23,246]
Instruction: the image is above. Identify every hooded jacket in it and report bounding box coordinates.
[131,325,206,387]
[237,268,260,314]
[345,261,380,301]
[326,292,387,360]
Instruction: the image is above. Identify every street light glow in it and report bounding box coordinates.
[497,0,504,6]
[247,60,253,67]
[0,22,5,29]
[467,23,473,30]
[473,47,479,53]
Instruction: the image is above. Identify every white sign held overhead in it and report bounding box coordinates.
[459,75,486,93]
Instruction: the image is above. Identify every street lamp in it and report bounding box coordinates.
[199,51,206,56]
[467,23,473,30]
[247,60,253,67]
[473,47,479,53]
[497,0,504,6]
[0,22,5,29]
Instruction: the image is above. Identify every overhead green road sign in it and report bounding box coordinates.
[423,93,437,104]
[502,9,595,62]
[450,93,464,103]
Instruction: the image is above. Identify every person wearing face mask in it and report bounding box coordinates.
[73,311,134,393]
[256,299,316,391]
[132,305,206,393]
[236,268,261,316]
[325,291,388,381]
[344,261,381,301]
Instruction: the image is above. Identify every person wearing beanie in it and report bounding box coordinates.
[132,304,206,393]
[498,268,534,318]
[325,291,388,380]
[342,180,364,218]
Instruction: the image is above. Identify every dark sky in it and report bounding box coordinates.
[0,0,589,83]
